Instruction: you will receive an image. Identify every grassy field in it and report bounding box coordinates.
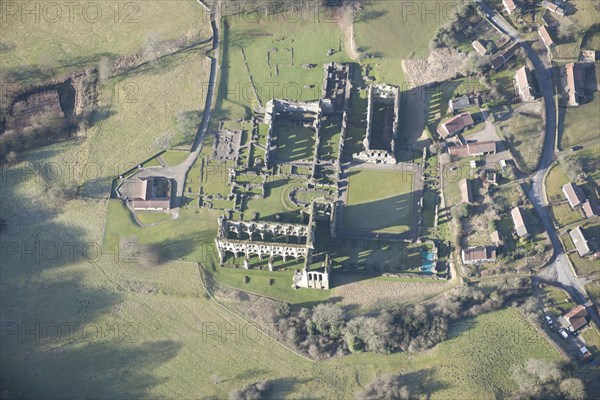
[345,169,413,234]
[353,0,455,59]
[559,95,600,149]
[497,111,544,174]
[0,143,565,400]
[272,122,316,162]
[0,0,210,83]
[82,51,210,191]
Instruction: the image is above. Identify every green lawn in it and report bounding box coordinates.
[560,96,600,149]
[318,118,342,161]
[345,169,413,233]
[545,163,570,201]
[443,160,476,207]
[103,199,221,263]
[542,286,576,320]
[136,211,172,224]
[243,177,303,223]
[0,0,210,83]
[200,157,234,197]
[161,150,190,167]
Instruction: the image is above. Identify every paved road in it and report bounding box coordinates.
[479,2,598,324]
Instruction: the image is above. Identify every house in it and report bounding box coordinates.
[129,177,171,211]
[565,63,585,107]
[515,66,535,101]
[448,141,497,158]
[490,230,503,246]
[562,182,585,208]
[560,304,589,332]
[467,141,497,156]
[569,226,592,257]
[460,178,473,203]
[449,95,470,113]
[582,199,600,218]
[437,112,474,139]
[461,246,497,265]
[538,25,555,50]
[472,40,488,56]
[503,0,517,15]
[542,1,566,16]
[490,43,519,70]
[511,207,530,238]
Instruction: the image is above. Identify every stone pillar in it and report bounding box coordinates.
[243,257,250,269]
[260,232,265,240]
[217,248,224,265]
[268,257,274,272]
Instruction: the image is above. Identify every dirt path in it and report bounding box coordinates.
[338,5,360,61]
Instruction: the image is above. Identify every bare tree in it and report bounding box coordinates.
[560,378,585,400]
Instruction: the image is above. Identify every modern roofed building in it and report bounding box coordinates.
[511,207,530,238]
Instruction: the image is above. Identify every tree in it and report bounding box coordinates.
[356,373,411,400]
[450,204,468,220]
[229,381,271,400]
[310,303,344,337]
[560,378,585,400]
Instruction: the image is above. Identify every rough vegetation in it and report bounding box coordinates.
[277,278,532,359]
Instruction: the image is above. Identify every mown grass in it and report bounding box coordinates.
[161,150,190,167]
[216,9,350,121]
[243,177,303,222]
[136,211,172,224]
[345,169,413,233]
[0,0,210,82]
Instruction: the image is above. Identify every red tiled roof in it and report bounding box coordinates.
[437,112,474,139]
[565,304,588,320]
[539,26,555,48]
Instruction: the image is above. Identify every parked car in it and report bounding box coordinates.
[545,315,554,325]
[571,146,583,151]
[559,329,569,339]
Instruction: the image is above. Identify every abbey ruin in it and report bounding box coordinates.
[353,84,400,164]
[209,64,420,289]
